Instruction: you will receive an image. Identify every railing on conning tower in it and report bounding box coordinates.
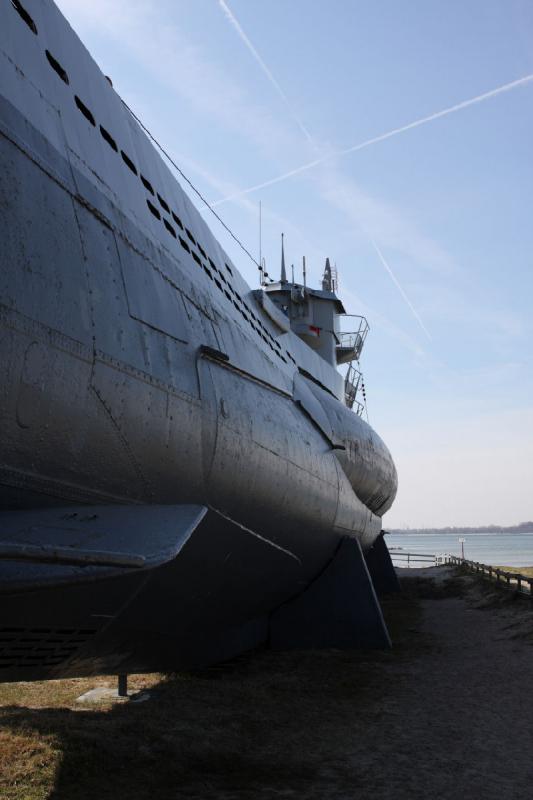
[338,315,369,416]
[335,315,369,365]
[344,364,364,416]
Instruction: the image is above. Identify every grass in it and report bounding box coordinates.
[494,565,533,578]
[0,589,425,800]
[0,674,162,800]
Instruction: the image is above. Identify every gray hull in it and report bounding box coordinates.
[0,0,397,681]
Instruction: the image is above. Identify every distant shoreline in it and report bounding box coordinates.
[386,522,533,536]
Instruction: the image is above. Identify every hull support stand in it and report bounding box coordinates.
[118,674,128,698]
[269,536,391,650]
[364,531,401,594]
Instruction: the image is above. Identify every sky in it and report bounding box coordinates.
[55,0,533,528]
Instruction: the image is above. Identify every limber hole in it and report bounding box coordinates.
[11,0,37,34]
[171,211,184,230]
[121,150,137,175]
[100,125,118,152]
[157,193,170,213]
[74,95,95,126]
[141,175,155,195]
[45,50,69,84]
[179,236,190,254]
[146,199,161,219]
[164,219,176,238]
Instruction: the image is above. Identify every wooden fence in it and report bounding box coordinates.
[447,556,533,599]
[388,550,533,599]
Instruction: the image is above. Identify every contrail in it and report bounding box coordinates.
[217,0,314,144]
[369,238,432,340]
[211,72,533,207]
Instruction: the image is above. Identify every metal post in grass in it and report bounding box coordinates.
[118,674,128,697]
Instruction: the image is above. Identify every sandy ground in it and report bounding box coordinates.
[369,569,533,799]
[0,567,532,799]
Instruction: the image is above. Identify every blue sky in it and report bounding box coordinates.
[56,0,533,528]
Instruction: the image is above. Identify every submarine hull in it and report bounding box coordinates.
[0,0,397,681]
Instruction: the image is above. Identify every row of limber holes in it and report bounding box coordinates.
[0,626,93,665]
[11,0,297,368]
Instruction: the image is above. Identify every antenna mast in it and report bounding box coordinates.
[258,201,263,285]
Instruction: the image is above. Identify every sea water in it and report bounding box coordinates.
[385,531,533,567]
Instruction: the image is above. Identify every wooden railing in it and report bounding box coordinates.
[447,556,533,598]
[389,551,533,599]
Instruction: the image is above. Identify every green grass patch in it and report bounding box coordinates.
[495,566,533,578]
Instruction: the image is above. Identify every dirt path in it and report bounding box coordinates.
[358,569,533,800]
[0,568,532,799]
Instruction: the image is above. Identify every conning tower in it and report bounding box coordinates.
[264,237,369,410]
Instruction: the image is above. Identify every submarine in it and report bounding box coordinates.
[0,0,398,682]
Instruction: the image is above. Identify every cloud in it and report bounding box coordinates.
[415,283,528,343]
[211,72,533,207]
[369,239,432,340]
[217,0,314,144]
[315,162,457,275]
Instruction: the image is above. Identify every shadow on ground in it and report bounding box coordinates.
[1,569,531,799]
